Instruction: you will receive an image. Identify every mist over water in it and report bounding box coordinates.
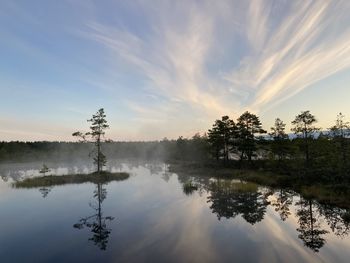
[1,159,350,262]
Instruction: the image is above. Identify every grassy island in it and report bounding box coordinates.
[13,171,130,188]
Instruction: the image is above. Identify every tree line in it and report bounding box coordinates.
[171,110,350,184]
[1,109,349,183]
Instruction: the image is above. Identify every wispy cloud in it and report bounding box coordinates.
[2,0,350,140]
[81,1,234,118]
[81,0,350,132]
[225,0,350,112]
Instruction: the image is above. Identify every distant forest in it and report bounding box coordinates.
[1,110,349,184]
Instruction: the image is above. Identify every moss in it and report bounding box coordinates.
[13,171,130,188]
[300,185,350,208]
[208,181,260,196]
[229,181,258,193]
[235,170,279,187]
[169,162,286,187]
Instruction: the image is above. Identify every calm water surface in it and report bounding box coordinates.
[1,160,350,263]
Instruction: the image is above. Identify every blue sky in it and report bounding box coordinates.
[0,0,350,141]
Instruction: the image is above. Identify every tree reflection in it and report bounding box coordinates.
[271,189,293,221]
[174,167,350,253]
[147,162,163,175]
[207,180,270,225]
[39,186,52,198]
[318,204,350,238]
[161,164,172,182]
[182,181,199,196]
[74,182,114,250]
[296,199,328,252]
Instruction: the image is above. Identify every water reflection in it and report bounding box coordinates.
[39,186,53,198]
[296,199,328,252]
[271,189,293,221]
[2,161,350,260]
[178,172,350,253]
[319,204,350,238]
[207,180,270,225]
[74,182,114,250]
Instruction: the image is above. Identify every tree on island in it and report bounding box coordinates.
[73,108,110,173]
[39,164,51,176]
[38,164,52,197]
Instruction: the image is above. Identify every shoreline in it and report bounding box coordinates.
[169,161,350,209]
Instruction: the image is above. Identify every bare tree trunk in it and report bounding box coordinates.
[97,134,101,173]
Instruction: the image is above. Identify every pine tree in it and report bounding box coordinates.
[330,112,350,169]
[269,118,289,162]
[291,110,320,165]
[73,108,110,173]
[207,116,236,162]
[236,111,266,162]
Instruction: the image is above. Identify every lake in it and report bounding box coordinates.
[1,160,350,262]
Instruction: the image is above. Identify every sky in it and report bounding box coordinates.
[0,0,350,141]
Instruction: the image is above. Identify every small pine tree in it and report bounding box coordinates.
[269,118,289,162]
[39,164,50,176]
[329,112,350,169]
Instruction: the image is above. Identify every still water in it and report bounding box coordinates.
[1,160,350,263]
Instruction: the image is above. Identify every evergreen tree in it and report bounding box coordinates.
[291,110,320,165]
[175,136,187,161]
[236,111,266,162]
[207,116,236,162]
[330,113,350,169]
[73,108,110,173]
[269,118,289,162]
[39,164,51,176]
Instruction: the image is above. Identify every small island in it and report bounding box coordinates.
[13,171,130,188]
[13,109,129,189]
